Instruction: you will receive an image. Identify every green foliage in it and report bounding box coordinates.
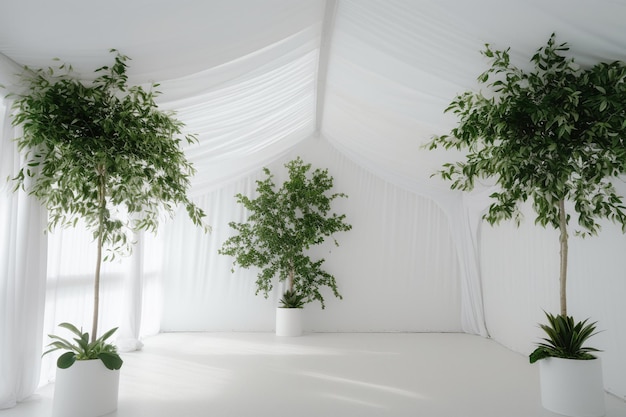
[43,322,123,370]
[279,289,306,309]
[219,157,352,309]
[8,50,208,342]
[429,33,626,236]
[529,312,600,363]
[429,34,626,318]
[10,50,208,258]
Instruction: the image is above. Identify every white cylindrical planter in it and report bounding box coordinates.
[539,357,605,417]
[52,359,121,417]
[276,307,303,337]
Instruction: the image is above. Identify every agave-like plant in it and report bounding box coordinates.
[43,322,123,370]
[279,289,306,309]
[529,312,601,363]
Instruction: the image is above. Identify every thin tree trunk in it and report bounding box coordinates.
[558,198,568,317]
[288,261,294,293]
[92,168,106,343]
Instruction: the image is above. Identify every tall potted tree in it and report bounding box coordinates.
[428,34,626,417]
[219,157,352,336]
[9,51,207,417]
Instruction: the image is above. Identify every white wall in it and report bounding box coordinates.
[159,138,462,333]
[480,202,626,400]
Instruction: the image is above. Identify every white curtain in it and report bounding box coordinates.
[0,99,48,409]
[319,0,497,335]
[39,221,163,384]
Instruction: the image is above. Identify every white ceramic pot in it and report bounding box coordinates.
[275,307,303,337]
[539,357,605,417]
[52,359,121,417]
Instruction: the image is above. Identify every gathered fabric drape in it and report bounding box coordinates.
[0,99,48,409]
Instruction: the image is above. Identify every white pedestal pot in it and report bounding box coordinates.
[52,359,121,417]
[275,307,303,336]
[539,357,605,417]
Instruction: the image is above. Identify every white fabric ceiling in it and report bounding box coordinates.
[3,0,626,196]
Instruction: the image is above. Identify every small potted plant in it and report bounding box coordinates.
[219,157,352,336]
[42,323,123,417]
[529,313,604,417]
[428,34,626,416]
[9,51,207,417]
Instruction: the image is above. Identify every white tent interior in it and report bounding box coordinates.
[2,0,626,412]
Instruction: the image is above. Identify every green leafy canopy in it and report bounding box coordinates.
[10,50,208,259]
[8,50,209,348]
[428,33,625,348]
[218,157,352,309]
[428,33,626,236]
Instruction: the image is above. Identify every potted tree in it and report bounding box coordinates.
[9,51,207,417]
[218,157,352,336]
[428,34,626,417]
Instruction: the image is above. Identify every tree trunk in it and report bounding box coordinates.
[92,168,106,343]
[558,198,568,317]
[288,261,294,293]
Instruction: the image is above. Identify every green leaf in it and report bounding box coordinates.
[529,347,551,364]
[57,352,77,369]
[97,327,119,343]
[98,352,124,370]
[58,322,83,337]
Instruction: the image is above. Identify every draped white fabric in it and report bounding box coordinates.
[39,224,162,384]
[157,28,321,195]
[0,99,48,409]
[2,0,626,406]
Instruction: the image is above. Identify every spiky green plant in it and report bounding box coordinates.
[529,312,600,363]
[43,323,123,370]
[279,289,306,308]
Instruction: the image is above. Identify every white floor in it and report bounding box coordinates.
[6,332,626,417]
